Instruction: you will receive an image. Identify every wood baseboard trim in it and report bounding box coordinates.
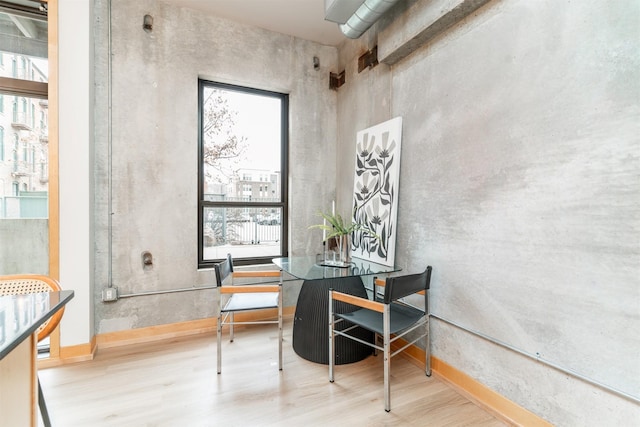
[38,307,295,367]
[430,357,553,427]
[96,318,215,349]
[390,337,551,427]
[38,336,97,369]
[96,306,295,349]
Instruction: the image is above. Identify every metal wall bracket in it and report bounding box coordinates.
[329,70,346,90]
[358,46,378,72]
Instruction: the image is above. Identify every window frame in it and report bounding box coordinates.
[197,79,289,268]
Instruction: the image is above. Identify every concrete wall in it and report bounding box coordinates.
[0,220,48,274]
[334,0,639,425]
[49,0,637,424]
[91,0,338,333]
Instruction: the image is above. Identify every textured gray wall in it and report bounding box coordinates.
[0,219,48,274]
[335,0,639,425]
[88,0,638,424]
[93,0,337,333]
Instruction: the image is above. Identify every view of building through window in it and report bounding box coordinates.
[199,80,288,265]
[0,51,48,220]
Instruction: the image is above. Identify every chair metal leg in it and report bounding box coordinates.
[425,314,431,376]
[278,287,283,371]
[328,290,335,382]
[383,305,391,412]
[217,311,222,374]
[425,291,431,377]
[229,312,234,342]
[373,333,380,356]
[38,377,52,427]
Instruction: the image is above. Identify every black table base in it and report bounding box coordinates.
[293,276,374,365]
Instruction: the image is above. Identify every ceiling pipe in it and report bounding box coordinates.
[338,0,399,39]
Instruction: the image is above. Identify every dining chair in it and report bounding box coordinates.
[0,274,66,427]
[329,266,432,412]
[214,253,283,374]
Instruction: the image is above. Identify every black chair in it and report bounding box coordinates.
[329,267,432,412]
[214,254,283,374]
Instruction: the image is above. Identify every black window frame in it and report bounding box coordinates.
[197,79,289,268]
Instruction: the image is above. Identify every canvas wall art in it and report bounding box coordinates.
[350,116,402,267]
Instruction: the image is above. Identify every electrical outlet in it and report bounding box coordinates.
[102,287,118,302]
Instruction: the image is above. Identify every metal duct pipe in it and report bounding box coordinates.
[339,0,399,39]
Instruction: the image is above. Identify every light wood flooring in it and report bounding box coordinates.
[38,319,507,426]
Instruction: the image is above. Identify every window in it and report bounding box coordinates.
[198,80,288,267]
[0,0,51,355]
[0,127,3,161]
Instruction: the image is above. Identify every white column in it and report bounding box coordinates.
[58,0,94,347]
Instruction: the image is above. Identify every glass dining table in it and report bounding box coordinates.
[272,256,400,365]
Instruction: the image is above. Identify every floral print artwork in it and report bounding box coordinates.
[351,117,402,266]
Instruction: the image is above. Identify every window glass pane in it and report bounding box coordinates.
[0,93,47,219]
[0,10,48,83]
[199,81,287,265]
[202,87,281,190]
[0,7,49,275]
[203,207,282,260]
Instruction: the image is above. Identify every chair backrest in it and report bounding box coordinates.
[0,274,64,342]
[383,266,432,305]
[214,253,235,287]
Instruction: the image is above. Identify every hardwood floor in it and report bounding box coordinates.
[38,319,507,426]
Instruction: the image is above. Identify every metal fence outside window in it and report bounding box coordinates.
[204,218,281,247]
